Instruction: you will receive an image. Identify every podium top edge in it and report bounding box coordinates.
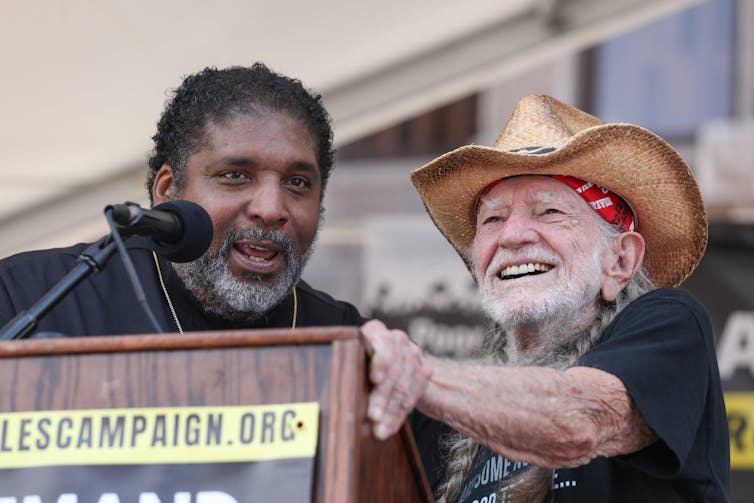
[0,326,362,358]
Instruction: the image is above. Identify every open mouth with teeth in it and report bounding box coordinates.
[228,241,288,279]
[499,263,554,280]
[234,242,281,263]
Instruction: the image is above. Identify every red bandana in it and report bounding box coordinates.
[476,175,636,232]
[551,175,635,232]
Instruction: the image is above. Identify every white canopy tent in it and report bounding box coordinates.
[0,0,701,257]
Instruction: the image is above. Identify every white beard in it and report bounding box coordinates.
[476,243,605,358]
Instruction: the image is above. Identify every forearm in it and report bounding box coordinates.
[417,357,655,468]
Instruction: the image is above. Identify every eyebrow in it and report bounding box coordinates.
[217,156,320,176]
[221,156,256,168]
[288,160,320,176]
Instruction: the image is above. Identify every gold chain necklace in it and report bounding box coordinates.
[151,251,297,334]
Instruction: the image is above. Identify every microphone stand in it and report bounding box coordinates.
[0,202,183,341]
[0,235,118,340]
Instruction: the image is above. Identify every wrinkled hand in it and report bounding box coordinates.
[360,319,431,440]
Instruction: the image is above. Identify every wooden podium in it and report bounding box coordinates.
[0,327,433,502]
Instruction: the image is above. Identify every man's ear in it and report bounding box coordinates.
[152,165,176,205]
[601,232,646,302]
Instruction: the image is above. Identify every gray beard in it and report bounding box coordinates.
[481,300,611,370]
[477,245,603,333]
[173,226,314,323]
[474,242,605,367]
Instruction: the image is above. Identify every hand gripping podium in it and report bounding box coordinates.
[0,327,433,502]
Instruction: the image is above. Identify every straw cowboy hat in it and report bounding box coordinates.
[410,94,708,288]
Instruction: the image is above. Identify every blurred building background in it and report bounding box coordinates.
[2,0,753,499]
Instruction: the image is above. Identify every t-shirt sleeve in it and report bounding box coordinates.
[576,289,713,477]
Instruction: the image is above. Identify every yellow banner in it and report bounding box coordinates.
[726,392,754,469]
[0,402,319,469]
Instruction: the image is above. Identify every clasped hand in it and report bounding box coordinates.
[360,319,432,440]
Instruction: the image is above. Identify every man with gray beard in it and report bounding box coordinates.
[0,63,464,496]
[362,95,729,501]
[0,63,364,336]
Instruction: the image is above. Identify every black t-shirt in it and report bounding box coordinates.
[457,445,531,502]
[0,238,364,336]
[457,288,729,502]
[409,409,454,498]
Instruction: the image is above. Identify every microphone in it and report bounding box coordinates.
[105,200,213,262]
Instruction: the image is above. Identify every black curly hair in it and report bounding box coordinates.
[146,63,334,203]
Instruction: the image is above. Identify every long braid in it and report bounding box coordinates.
[438,433,479,502]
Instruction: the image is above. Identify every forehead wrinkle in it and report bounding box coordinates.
[480,185,579,212]
[530,183,598,216]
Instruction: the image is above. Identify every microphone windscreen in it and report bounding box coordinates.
[149,200,213,262]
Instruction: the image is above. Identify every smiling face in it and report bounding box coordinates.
[152,110,321,320]
[472,176,612,348]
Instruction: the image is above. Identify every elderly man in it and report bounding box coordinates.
[0,63,363,335]
[363,95,729,501]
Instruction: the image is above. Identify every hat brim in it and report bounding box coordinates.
[411,123,708,288]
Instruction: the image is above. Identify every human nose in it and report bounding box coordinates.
[245,181,288,226]
[496,211,538,249]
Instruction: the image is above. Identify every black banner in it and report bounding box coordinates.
[0,461,314,502]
